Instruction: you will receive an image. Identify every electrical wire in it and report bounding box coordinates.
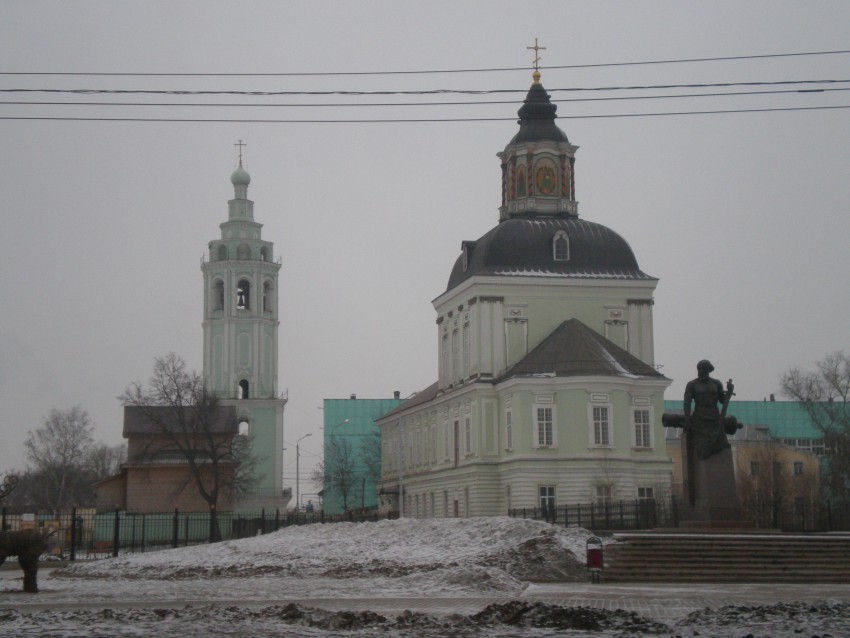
[1,48,848,77]
[2,104,849,123]
[3,87,848,109]
[2,78,849,96]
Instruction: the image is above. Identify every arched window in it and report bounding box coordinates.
[212,280,225,311]
[238,420,250,436]
[237,280,250,309]
[237,243,251,260]
[260,246,269,261]
[553,231,570,261]
[263,280,273,312]
[239,379,249,399]
[217,244,228,261]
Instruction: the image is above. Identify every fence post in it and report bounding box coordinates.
[112,510,121,558]
[260,508,266,535]
[619,501,625,529]
[1,506,6,531]
[172,509,179,549]
[140,513,146,553]
[275,508,280,532]
[69,507,77,561]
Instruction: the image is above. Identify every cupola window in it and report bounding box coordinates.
[553,231,570,261]
[236,280,250,309]
[516,165,527,197]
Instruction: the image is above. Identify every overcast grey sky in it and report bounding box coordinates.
[2,1,849,485]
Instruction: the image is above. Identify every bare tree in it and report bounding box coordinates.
[781,351,850,506]
[120,353,259,541]
[23,406,94,511]
[86,442,127,480]
[358,430,382,487]
[311,437,357,513]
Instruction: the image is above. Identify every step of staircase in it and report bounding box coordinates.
[600,531,850,583]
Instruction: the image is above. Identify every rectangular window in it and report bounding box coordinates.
[441,334,449,384]
[794,461,804,476]
[462,323,471,378]
[596,485,612,505]
[431,425,437,463]
[637,486,654,501]
[464,416,472,455]
[539,485,555,511]
[593,406,610,446]
[536,406,553,446]
[505,410,513,450]
[451,330,460,381]
[443,420,450,459]
[633,409,651,448]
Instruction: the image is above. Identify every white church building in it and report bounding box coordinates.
[376,70,672,517]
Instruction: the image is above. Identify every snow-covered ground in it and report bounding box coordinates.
[1,517,848,637]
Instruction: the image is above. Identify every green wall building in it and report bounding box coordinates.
[323,395,402,514]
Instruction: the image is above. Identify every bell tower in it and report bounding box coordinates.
[201,143,287,506]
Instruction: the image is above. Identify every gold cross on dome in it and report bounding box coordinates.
[527,38,546,71]
[234,139,247,164]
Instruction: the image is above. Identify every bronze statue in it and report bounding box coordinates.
[683,359,735,460]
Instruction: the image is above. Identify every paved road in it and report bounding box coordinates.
[4,580,850,624]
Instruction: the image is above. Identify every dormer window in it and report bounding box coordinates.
[461,241,476,272]
[553,230,570,261]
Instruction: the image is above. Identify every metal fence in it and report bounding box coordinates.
[509,499,664,531]
[0,507,391,560]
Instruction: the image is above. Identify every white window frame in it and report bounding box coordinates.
[588,403,613,448]
[539,485,556,511]
[505,409,513,451]
[533,403,555,448]
[637,486,654,501]
[464,416,472,456]
[553,230,570,261]
[632,407,653,449]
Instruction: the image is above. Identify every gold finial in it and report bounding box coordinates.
[234,139,247,166]
[527,38,546,84]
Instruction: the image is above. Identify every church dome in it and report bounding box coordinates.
[231,163,251,186]
[509,77,570,145]
[446,217,654,291]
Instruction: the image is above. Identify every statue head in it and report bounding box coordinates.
[697,359,715,377]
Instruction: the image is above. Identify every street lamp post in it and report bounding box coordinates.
[295,433,312,512]
[328,418,349,516]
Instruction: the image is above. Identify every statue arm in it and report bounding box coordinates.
[683,382,694,420]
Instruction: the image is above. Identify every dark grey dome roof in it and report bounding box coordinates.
[446,217,654,291]
[509,81,570,145]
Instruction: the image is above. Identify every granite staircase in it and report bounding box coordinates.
[601,531,850,583]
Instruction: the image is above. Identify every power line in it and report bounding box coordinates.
[2,78,849,97]
[1,49,848,77]
[2,104,849,124]
[3,87,848,109]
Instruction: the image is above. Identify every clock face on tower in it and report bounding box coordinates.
[536,165,556,195]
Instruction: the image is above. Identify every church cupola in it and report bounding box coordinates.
[498,67,579,221]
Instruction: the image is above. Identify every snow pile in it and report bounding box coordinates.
[59,517,592,591]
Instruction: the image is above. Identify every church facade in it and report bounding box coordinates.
[376,71,672,517]
[201,158,288,508]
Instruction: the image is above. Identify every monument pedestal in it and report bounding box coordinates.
[679,434,747,526]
